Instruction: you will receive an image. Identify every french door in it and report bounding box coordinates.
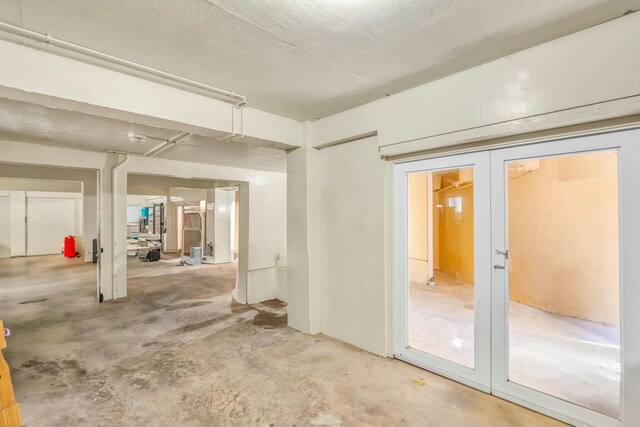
[393,151,492,390]
[393,129,640,427]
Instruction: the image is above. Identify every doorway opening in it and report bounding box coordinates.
[125,173,247,311]
[0,166,100,296]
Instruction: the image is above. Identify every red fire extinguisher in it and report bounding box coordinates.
[64,236,76,258]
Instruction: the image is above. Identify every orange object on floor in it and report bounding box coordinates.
[0,320,23,427]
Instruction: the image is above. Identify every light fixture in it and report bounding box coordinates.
[128,133,148,144]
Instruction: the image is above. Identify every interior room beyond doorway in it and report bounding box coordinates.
[127,174,240,273]
[407,151,620,417]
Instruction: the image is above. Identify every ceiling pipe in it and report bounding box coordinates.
[145,131,191,157]
[0,21,248,107]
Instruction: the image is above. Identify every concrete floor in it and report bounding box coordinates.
[0,255,565,427]
[410,270,620,418]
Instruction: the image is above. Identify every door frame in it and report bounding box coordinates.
[393,151,492,391]
[490,129,640,427]
[392,128,640,427]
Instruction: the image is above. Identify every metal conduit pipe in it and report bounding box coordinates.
[145,131,191,157]
[0,21,248,106]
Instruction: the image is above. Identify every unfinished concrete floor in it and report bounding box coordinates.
[410,270,620,418]
[0,255,565,427]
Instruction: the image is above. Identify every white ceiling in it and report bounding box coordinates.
[1,0,637,120]
[0,98,287,172]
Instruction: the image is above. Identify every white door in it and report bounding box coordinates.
[394,151,492,391]
[491,130,640,427]
[394,128,640,427]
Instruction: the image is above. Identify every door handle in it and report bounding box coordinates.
[494,248,508,259]
[493,264,505,270]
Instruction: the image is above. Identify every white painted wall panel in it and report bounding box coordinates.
[214,188,234,263]
[247,268,278,304]
[0,196,10,258]
[26,196,81,256]
[286,12,640,359]
[9,191,25,256]
[286,125,313,332]
[126,206,140,224]
[314,136,388,356]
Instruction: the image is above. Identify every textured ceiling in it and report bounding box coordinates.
[1,0,637,120]
[0,98,287,172]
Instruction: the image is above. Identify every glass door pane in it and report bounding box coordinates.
[506,150,620,418]
[407,167,475,368]
[394,151,491,391]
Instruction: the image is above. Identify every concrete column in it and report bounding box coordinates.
[9,191,25,257]
[205,189,215,257]
[162,190,177,253]
[234,182,249,304]
[214,188,233,263]
[286,121,319,334]
[98,153,121,301]
[81,173,98,262]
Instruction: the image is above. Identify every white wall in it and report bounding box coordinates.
[244,173,287,303]
[0,166,97,263]
[205,189,215,256]
[288,12,640,358]
[286,122,316,332]
[0,178,81,192]
[26,192,82,256]
[126,194,165,206]
[315,136,387,355]
[0,183,83,258]
[169,187,207,203]
[0,179,84,257]
[0,193,10,258]
[9,191,25,257]
[214,188,234,263]
[313,12,640,156]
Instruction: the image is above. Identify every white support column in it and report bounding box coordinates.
[234,182,250,304]
[205,189,215,257]
[9,191,25,257]
[214,188,233,263]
